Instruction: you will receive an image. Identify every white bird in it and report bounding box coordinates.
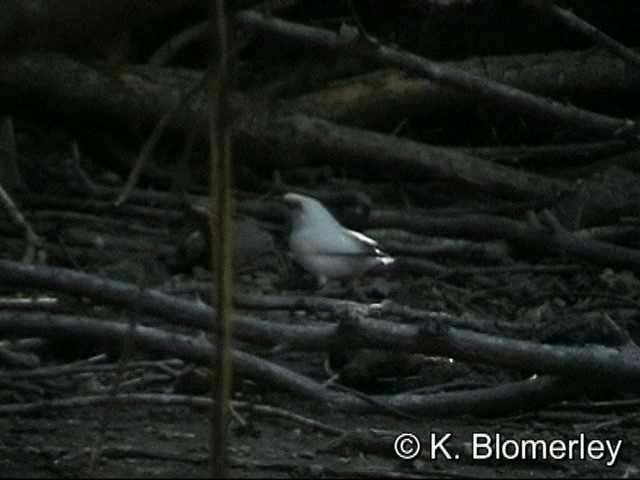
[282,192,394,286]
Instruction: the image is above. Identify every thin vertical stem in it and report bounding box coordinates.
[207,0,234,476]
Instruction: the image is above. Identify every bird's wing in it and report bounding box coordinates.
[344,229,393,263]
[345,228,379,248]
[298,227,381,258]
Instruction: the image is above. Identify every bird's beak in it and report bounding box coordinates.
[280,196,302,212]
[279,197,292,208]
[277,197,292,212]
[275,198,296,224]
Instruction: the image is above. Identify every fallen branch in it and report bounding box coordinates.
[0,392,345,436]
[0,312,585,415]
[294,49,640,128]
[240,111,571,200]
[235,10,638,139]
[0,53,580,200]
[362,209,640,274]
[0,260,640,383]
[521,1,640,67]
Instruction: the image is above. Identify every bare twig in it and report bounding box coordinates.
[1,358,183,380]
[521,1,640,67]
[0,345,39,368]
[147,22,208,66]
[539,208,640,273]
[114,76,205,206]
[0,115,26,191]
[0,183,45,263]
[0,392,345,435]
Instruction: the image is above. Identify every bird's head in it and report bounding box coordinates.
[282,192,305,212]
[282,192,312,230]
[282,192,341,231]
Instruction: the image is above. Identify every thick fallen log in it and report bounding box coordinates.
[0,312,585,416]
[293,48,639,127]
[236,10,638,139]
[0,259,639,383]
[0,53,570,200]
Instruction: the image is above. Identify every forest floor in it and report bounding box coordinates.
[0,154,638,477]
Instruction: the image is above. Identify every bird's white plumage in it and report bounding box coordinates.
[283,192,394,285]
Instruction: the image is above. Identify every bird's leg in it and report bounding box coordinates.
[330,278,380,303]
[315,277,338,297]
[316,279,372,300]
[351,277,372,303]
[315,276,351,298]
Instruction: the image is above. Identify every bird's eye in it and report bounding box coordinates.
[284,200,301,211]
